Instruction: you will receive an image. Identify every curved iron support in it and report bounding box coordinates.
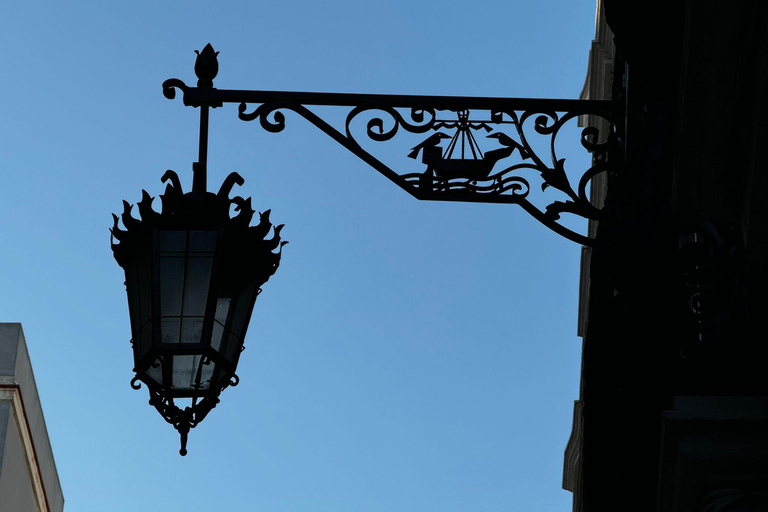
[163,44,623,246]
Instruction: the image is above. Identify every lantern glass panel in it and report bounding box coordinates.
[146,357,163,387]
[189,230,217,252]
[215,297,230,324]
[161,318,181,344]
[160,256,184,316]
[210,298,230,352]
[211,322,224,352]
[170,354,214,393]
[157,230,217,346]
[159,230,186,252]
[171,354,199,390]
[219,280,260,363]
[181,318,204,344]
[182,257,213,317]
[223,330,240,363]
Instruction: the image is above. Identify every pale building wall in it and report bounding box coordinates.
[0,405,38,512]
[0,324,64,512]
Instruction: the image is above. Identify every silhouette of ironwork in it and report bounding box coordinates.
[163,44,622,245]
[111,156,286,455]
[115,43,622,455]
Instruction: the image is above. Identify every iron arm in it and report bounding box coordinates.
[163,46,621,246]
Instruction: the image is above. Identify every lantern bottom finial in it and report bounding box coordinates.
[179,423,190,456]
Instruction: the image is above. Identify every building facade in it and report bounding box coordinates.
[0,324,63,512]
[565,1,768,511]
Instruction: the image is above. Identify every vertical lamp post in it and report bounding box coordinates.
[111,45,286,455]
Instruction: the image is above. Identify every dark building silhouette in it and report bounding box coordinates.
[564,1,768,511]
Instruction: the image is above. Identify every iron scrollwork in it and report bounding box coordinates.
[164,44,622,246]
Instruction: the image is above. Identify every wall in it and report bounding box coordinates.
[0,324,64,512]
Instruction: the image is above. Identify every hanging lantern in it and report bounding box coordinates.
[111,170,286,455]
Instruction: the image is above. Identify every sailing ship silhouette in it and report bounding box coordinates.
[408,111,529,187]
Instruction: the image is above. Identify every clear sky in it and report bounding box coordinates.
[1,1,597,510]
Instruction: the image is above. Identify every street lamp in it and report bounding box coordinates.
[113,43,620,455]
[111,45,286,455]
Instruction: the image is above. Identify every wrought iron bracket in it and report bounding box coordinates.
[163,44,623,246]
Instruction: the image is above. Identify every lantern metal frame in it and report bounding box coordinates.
[111,167,286,455]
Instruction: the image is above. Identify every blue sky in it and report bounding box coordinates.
[1,1,596,510]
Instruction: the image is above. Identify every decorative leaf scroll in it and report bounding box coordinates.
[163,73,620,246]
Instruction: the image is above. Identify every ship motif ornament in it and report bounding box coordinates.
[407,110,533,191]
